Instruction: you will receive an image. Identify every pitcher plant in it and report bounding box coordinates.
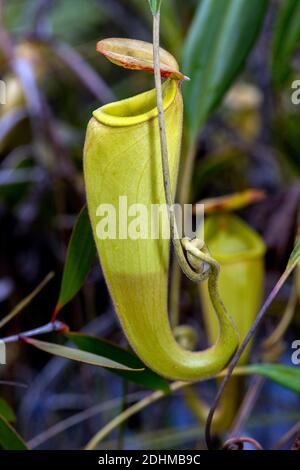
[84,38,239,381]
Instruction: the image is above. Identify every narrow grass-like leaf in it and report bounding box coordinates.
[0,399,15,423]
[272,0,300,86]
[267,237,300,304]
[0,272,54,330]
[183,0,268,143]
[24,337,143,371]
[0,381,27,388]
[0,415,28,450]
[67,332,170,392]
[287,236,300,271]
[148,0,162,15]
[54,206,96,318]
[200,189,266,214]
[234,364,300,394]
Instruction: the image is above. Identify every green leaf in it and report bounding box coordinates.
[55,206,96,314]
[148,0,162,15]
[0,272,54,330]
[272,0,300,86]
[287,236,300,271]
[25,337,142,371]
[0,399,15,423]
[67,332,170,393]
[269,237,300,301]
[183,0,268,143]
[236,364,300,394]
[0,415,28,450]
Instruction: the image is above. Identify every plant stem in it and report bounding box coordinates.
[178,142,197,208]
[85,381,188,450]
[0,321,67,344]
[84,366,245,450]
[205,268,293,448]
[228,375,265,438]
[291,432,300,450]
[28,390,148,449]
[0,380,27,388]
[222,436,263,451]
[263,282,297,349]
[0,272,55,330]
[152,11,208,284]
[170,143,197,326]
[117,379,128,450]
[273,421,300,450]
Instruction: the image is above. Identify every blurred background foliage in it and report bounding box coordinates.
[0,0,300,450]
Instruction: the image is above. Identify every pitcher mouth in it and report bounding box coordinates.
[92,79,178,127]
[204,214,266,264]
